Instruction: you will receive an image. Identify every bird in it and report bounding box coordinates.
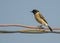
[31,9,53,32]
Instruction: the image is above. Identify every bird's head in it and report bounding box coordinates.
[31,9,39,14]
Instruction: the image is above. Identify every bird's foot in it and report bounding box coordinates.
[37,25,45,29]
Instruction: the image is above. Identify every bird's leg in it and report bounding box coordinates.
[36,25,45,32]
[38,25,44,29]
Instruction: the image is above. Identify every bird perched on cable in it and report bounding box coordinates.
[31,9,53,32]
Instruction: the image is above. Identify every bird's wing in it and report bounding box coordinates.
[39,14,48,24]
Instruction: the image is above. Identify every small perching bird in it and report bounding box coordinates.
[31,9,53,32]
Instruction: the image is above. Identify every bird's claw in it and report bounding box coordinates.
[37,25,45,29]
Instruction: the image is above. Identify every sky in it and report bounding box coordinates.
[0,0,60,43]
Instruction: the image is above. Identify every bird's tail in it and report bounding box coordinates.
[48,26,53,32]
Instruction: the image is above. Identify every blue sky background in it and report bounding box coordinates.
[0,0,60,43]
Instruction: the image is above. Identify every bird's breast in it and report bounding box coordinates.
[34,14,48,26]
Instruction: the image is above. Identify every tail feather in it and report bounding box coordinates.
[48,26,53,32]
